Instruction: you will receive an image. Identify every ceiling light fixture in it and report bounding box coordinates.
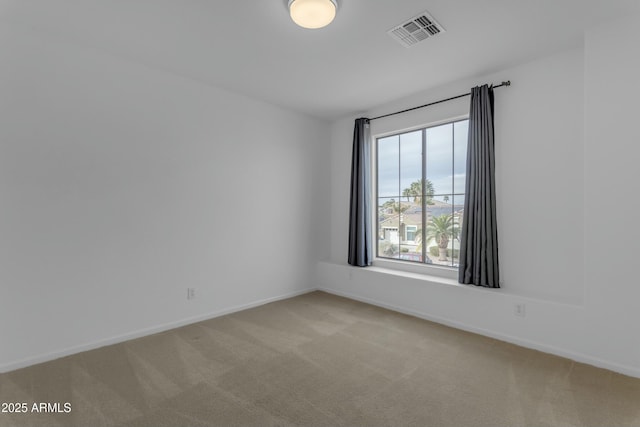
[288,0,337,29]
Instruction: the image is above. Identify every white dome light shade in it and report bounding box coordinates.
[288,0,337,29]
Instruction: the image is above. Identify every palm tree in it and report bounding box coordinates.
[418,214,459,261]
[402,179,435,205]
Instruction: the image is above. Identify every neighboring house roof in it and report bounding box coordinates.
[378,201,464,228]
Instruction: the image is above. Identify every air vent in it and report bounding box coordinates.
[388,11,445,48]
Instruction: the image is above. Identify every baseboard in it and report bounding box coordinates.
[6,286,637,379]
[318,287,640,379]
[0,287,318,374]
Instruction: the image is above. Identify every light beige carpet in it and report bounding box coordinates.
[1,291,639,427]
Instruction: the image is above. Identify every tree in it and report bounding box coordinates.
[426,214,459,261]
[381,199,396,209]
[402,179,435,205]
[392,203,409,214]
[443,195,449,203]
[381,241,398,257]
[381,198,408,214]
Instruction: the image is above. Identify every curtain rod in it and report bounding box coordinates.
[368,80,511,122]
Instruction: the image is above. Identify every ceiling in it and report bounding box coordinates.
[1,0,639,120]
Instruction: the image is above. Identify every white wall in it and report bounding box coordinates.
[583,14,640,373]
[0,23,329,372]
[319,14,640,377]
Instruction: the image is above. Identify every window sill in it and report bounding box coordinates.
[366,259,501,293]
[361,263,503,295]
[372,258,458,281]
[366,265,459,287]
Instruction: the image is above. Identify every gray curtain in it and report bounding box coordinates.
[459,85,500,287]
[348,118,372,267]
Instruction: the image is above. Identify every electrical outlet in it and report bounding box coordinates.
[514,303,526,317]
[187,288,196,300]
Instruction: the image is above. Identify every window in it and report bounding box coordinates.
[405,225,417,242]
[376,119,468,268]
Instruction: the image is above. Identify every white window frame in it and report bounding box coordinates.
[370,115,468,280]
[405,225,418,242]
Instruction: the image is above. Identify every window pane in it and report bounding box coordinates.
[377,197,401,259]
[377,197,397,239]
[398,201,420,262]
[377,135,399,198]
[429,195,452,216]
[452,194,465,225]
[379,236,400,259]
[400,130,422,204]
[426,124,453,197]
[454,121,468,194]
[451,194,465,267]
[427,211,453,267]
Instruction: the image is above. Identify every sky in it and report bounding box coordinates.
[377,120,468,205]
